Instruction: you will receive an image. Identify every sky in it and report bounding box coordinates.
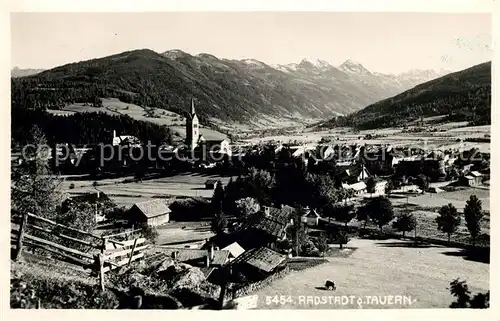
[10,12,492,74]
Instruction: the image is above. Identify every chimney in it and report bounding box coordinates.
[113,130,116,138]
[263,206,270,216]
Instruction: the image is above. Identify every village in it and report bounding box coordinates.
[10,98,490,309]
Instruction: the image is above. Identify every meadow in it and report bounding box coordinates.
[252,238,489,309]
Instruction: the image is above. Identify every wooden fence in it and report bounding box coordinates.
[11,210,148,290]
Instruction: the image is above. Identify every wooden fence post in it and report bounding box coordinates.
[14,212,28,261]
[96,253,105,291]
[127,238,138,266]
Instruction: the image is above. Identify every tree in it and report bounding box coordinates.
[449,278,489,308]
[464,195,484,246]
[436,203,461,243]
[367,197,394,232]
[335,228,350,249]
[211,181,225,215]
[333,204,355,227]
[386,179,394,196]
[11,126,63,220]
[313,232,329,255]
[392,212,417,238]
[211,214,228,235]
[356,203,370,231]
[416,174,429,193]
[141,224,159,244]
[446,167,459,181]
[366,177,376,197]
[289,206,308,257]
[234,197,260,218]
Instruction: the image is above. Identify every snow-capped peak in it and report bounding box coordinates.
[300,58,331,69]
[339,59,371,74]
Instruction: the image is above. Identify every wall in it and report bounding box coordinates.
[224,266,290,301]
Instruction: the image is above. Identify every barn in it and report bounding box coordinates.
[128,199,171,227]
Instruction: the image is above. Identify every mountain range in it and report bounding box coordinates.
[319,61,491,130]
[11,49,447,126]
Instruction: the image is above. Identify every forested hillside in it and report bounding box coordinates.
[11,49,444,125]
[11,108,172,147]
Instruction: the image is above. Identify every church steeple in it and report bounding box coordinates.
[186,97,199,150]
[190,98,196,116]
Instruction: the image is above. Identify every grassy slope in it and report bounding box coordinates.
[47,98,227,140]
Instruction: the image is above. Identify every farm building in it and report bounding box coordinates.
[343,181,367,196]
[165,246,232,268]
[301,207,321,226]
[460,171,483,186]
[205,179,221,189]
[229,247,287,281]
[128,199,171,227]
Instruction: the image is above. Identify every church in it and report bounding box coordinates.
[185,98,232,158]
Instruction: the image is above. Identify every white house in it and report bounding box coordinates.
[343,181,367,196]
[301,208,321,226]
[374,179,388,195]
[112,130,141,147]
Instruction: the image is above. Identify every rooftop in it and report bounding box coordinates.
[131,199,171,218]
[231,247,286,273]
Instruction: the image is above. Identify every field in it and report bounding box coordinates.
[62,173,237,208]
[242,121,490,153]
[392,187,490,212]
[252,238,489,309]
[47,98,227,141]
[155,221,214,246]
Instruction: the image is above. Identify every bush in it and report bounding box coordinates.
[69,183,75,189]
[141,225,159,244]
[11,274,119,309]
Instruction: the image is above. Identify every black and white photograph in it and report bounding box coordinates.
[6,2,496,314]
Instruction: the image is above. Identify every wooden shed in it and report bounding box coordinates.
[128,199,171,227]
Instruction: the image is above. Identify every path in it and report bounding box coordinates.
[252,238,489,309]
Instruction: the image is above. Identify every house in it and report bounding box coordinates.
[195,138,232,158]
[205,179,220,190]
[241,206,294,249]
[112,130,141,147]
[342,181,367,196]
[221,242,246,262]
[301,207,321,226]
[315,145,335,161]
[128,199,171,227]
[461,171,483,186]
[334,163,369,185]
[229,247,287,281]
[462,164,474,174]
[373,178,388,195]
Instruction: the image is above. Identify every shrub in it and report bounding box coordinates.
[69,183,75,189]
[141,225,159,244]
[10,274,119,309]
